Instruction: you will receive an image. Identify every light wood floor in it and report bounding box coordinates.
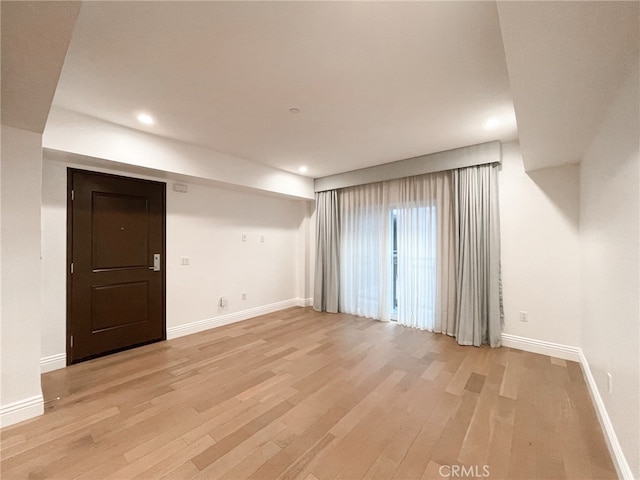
[1,307,616,480]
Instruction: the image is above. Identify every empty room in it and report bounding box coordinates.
[1,1,638,479]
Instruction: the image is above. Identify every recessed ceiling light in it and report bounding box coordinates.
[482,117,499,129]
[298,166,308,173]
[137,113,154,125]
[289,107,300,114]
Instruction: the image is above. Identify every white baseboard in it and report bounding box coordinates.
[578,350,633,480]
[0,394,44,428]
[296,297,313,307]
[167,297,305,340]
[40,353,66,373]
[28,299,305,428]
[501,332,632,479]
[38,299,310,371]
[500,333,581,361]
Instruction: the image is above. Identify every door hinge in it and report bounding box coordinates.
[71,190,75,201]
[70,263,74,274]
[70,335,74,348]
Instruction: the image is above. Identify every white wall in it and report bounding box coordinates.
[165,179,306,329]
[44,107,315,200]
[580,64,639,478]
[296,200,316,304]
[1,126,45,426]
[41,161,67,361]
[40,157,312,361]
[499,141,582,346]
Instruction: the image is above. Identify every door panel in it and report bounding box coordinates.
[92,193,150,269]
[68,169,166,364]
[91,281,149,332]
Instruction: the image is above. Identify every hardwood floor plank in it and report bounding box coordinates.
[157,460,200,480]
[72,455,129,480]
[191,420,287,479]
[363,430,414,480]
[427,391,462,428]
[133,435,215,480]
[1,406,120,467]
[428,392,478,468]
[485,418,513,479]
[421,359,446,381]
[393,421,444,480]
[218,440,282,480]
[191,400,294,470]
[279,432,337,480]
[104,437,188,480]
[51,406,201,480]
[444,353,477,396]
[421,460,444,480]
[499,355,525,401]
[249,407,348,480]
[0,307,616,480]
[328,370,405,440]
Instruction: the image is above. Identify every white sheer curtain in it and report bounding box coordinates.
[395,203,437,328]
[317,162,502,347]
[339,182,392,320]
[395,172,456,332]
[338,173,456,327]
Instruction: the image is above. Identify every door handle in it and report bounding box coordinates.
[149,253,161,271]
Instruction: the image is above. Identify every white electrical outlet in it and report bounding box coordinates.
[180,256,190,266]
[241,234,247,242]
[519,311,528,322]
[607,372,613,394]
[219,296,228,307]
[260,235,265,243]
[242,292,247,301]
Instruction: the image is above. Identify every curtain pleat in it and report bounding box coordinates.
[313,191,340,313]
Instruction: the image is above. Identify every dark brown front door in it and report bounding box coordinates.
[67,169,166,364]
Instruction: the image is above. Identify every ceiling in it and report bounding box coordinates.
[50,1,517,178]
[3,1,638,178]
